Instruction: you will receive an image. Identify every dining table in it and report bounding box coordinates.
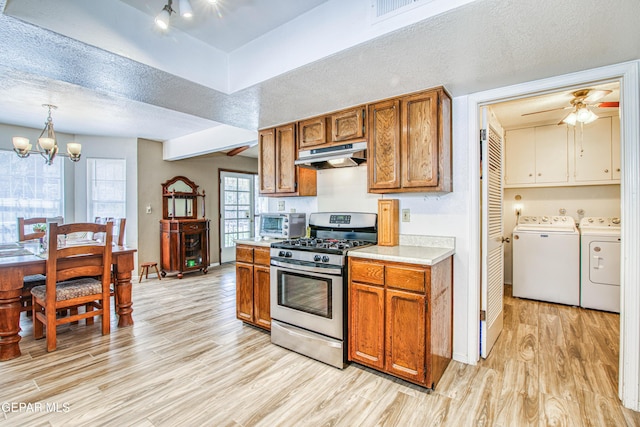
[0,242,137,361]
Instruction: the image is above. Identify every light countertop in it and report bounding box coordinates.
[234,237,282,248]
[348,245,454,265]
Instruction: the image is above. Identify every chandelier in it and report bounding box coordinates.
[155,0,220,30]
[12,104,82,165]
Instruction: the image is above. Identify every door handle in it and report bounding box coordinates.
[501,237,511,244]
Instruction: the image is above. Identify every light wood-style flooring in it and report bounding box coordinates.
[2,264,639,426]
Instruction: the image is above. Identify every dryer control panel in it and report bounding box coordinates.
[580,217,621,230]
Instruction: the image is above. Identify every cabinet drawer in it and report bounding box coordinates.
[254,247,271,266]
[180,222,205,232]
[236,245,254,263]
[386,265,428,293]
[350,259,384,286]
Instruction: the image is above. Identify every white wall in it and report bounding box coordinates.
[503,185,621,283]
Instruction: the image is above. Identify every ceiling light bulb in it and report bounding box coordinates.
[12,137,30,150]
[581,110,599,124]
[208,0,218,4]
[155,3,173,29]
[179,0,193,18]
[66,142,82,156]
[39,137,56,151]
[562,112,577,126]
[576,107,591,122]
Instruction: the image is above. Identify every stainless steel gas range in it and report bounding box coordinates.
[269,212,377,368]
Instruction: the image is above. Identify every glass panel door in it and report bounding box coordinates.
[220,171,255,263]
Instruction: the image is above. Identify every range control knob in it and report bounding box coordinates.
[285,251,292,258]
[278,251,286,257]
[322,255,330,263]
[313,255,321,262]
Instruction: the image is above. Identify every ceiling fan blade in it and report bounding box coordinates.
[595,101,619,108]
[521,106,571,116]
[583,89,612,103]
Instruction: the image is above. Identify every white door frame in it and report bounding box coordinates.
[466,60,640,410]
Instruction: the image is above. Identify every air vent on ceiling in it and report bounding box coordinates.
[373,0,434,19]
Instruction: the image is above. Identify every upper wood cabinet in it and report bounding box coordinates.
[330,106,366,142]
[259,123,317,197]
[368,87,452,193]
[298,116,327,149]
[298,106,367,151]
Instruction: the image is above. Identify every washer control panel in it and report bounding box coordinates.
[518,215,577,227]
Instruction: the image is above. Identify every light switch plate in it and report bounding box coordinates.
[278,201,285,211]
[402,209,410,222]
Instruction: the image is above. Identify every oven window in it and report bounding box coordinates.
[277,270,332,318]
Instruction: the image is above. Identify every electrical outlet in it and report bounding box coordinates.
[146,205,152,214]
[402,209,410,222]
[277,201,285,211]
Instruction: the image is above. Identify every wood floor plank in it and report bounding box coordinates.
[1,268,634,426]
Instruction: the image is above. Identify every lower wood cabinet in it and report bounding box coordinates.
[348,256,453,389]
[236,244,271,330]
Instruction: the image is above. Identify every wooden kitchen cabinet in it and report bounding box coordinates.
[348,256,453,389]
[236,244,271,330]
[329,106,366,143]
[298,116,327,149]
[259,123,317,197]
[368,87,452,193]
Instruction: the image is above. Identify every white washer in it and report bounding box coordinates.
[512,215,580,305]
[580,217,621,313]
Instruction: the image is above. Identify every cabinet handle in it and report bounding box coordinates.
[538,173,541,176]
[617,168,621,172]
[604,169,609,173]
[529,173,533,177]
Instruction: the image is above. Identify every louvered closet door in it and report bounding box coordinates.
[480,107,505,358]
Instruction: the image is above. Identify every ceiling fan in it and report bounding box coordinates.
[522,88,619,126]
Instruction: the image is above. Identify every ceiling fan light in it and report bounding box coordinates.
[581,109,599,124]
[562,112,578,126]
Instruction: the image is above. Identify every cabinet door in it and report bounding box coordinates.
[349,282,385,370]
[504,128,535,185]
[253,265,271,330]
[368,99,401,191]
[534,124,568,183]
[298,116,327,149]
[331,107,365,142]
[575,117,612,182]
[611,116,621,180]
[275,123,297,194]
[236,262,254,323]
[385,288,426,384]
[401,91,439,188]
[259,129,276,194]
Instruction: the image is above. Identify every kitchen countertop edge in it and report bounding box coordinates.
[348,245,455,265]
[234,238,282,248]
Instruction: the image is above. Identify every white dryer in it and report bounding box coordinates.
[580,217,621,313]
[512,215,580,305]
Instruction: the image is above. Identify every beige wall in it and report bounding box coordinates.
[136,139,258,271]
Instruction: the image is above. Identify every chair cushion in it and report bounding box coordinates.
[31,278,103,302]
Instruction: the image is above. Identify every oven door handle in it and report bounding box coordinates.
[270,259,343,276]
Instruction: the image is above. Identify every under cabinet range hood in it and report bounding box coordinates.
[295,141,367,169]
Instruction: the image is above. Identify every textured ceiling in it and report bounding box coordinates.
[0,0,638,153]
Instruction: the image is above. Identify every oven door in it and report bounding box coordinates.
[270,260,344,340]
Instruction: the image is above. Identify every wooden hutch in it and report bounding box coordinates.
[159,176,210,279]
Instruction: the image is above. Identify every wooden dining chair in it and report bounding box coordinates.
[17,217,47,242]
[17,217,47,314]
[31,222,113,352]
